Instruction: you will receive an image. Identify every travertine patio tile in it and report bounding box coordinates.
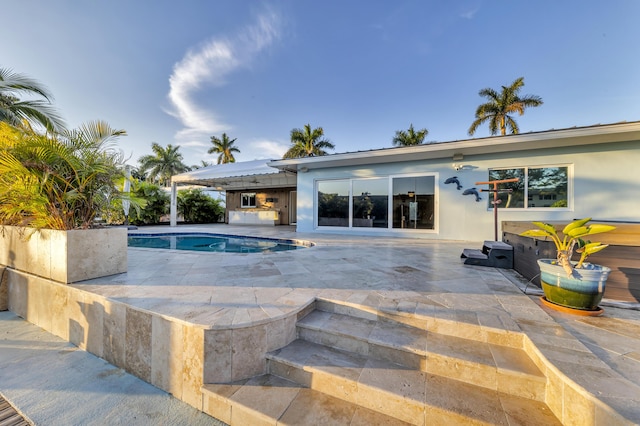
[357,358,427,425]
[228,375,302,426]
[424,374,508,425]
[40,224,635,424]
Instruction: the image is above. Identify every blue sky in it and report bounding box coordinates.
[3,1,639,167]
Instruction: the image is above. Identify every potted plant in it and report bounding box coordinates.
[0,121,131,283]
[520,218,616,311]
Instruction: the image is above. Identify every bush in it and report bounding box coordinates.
[0,121,126,230]
[129,182,169,225]
[178,188,224,224]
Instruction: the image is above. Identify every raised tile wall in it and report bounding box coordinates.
[4,268,301,414]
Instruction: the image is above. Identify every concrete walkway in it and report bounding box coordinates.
[0,311,225,426]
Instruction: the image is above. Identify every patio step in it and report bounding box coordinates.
[202,374,412,425]
[296,309,547,401]
[201,304,559,425]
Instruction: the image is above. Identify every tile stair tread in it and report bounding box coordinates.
[202,375,413,426]
[298,310,545,379]
[268,339,550,419]
[203,371,561,426]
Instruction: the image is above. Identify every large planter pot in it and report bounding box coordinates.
[0,225,127,283]
[537,259,610,310]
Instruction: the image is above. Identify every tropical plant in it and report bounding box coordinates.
[138,142,189,186]
[283,124,335,159]
[177,188,224,223]
[99,174,147,225]
[128,181,170,225]
[191,160,212,169]
[520,218,615,277]
[392,124,428,147]
[468,77,543,136]
[208,133,240,164]
[0,67,65,132]
[0,120,127,230]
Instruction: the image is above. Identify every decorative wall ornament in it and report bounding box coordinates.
[444,176,462,190]
[462,187,482,202]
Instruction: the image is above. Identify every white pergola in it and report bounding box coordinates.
[169,159,297,226]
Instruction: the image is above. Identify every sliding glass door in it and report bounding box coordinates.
[316,174,435,231]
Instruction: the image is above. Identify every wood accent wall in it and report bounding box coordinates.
[502,221,640,303]
[225,187,296,225]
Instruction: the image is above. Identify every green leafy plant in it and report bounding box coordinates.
[177,188,223,224]
[129,181,169,225]
[0,121,127,230]
[520,218,616,276]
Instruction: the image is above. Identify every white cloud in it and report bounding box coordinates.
[167,9,281,146]
[459,4,480,20]
[241,138,289,161]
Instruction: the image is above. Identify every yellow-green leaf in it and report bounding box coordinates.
[578,243,609,256]
[532,221,557,235]
[520,229,551,238]
[567,226,589,238]
[586,224,616,236]
[562,218,591,235]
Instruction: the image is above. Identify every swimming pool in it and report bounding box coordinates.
[128,233,311,253]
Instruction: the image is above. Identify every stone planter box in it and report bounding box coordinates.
[0,226,127,283]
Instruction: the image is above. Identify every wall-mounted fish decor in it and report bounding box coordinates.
[462,187,482,202]
[444,176,462,190]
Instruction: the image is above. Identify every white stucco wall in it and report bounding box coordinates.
[294,141,640,241]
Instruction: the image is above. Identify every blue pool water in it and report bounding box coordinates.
[128,233,309,253]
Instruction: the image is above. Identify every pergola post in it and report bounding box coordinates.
[170,181,177,227]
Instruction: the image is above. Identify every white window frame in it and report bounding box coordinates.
[487,164,573,211]
[241,192,256,208]
[314,172,438,233]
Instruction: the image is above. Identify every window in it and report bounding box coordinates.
[317,180,349,227]
[316,174,435,231]
[241,192,256,208]
[488,166,569,209]
[392,176,435,229]
[352,178,388,228]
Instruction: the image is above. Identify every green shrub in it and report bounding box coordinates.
[0,121,126,229]
[129,182,169,225]
[178,188,224,223]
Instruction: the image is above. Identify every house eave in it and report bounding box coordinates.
[269,121,640,171]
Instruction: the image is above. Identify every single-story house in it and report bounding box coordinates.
[170,121,640,301]
[268,121,640,241]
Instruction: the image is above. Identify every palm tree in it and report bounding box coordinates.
[468,77,543,136]
[138,143,189,186]
[208,133,240,164]
[392,124,428,147]
[0,67,65,132]
[191,160,212,169]
[0,120,126,229]
[283,124,335,159]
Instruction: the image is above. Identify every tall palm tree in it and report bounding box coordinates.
[283,124,335,159]
[208,133,240,164]
[392,124,428,147]
[138,143,189,186]
[191,160,212,169]
[468,77,543,136]
[0,67,65,132]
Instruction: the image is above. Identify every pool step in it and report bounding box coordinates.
[202,303,559,425]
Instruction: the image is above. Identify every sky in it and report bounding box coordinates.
[2,1,640,168]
